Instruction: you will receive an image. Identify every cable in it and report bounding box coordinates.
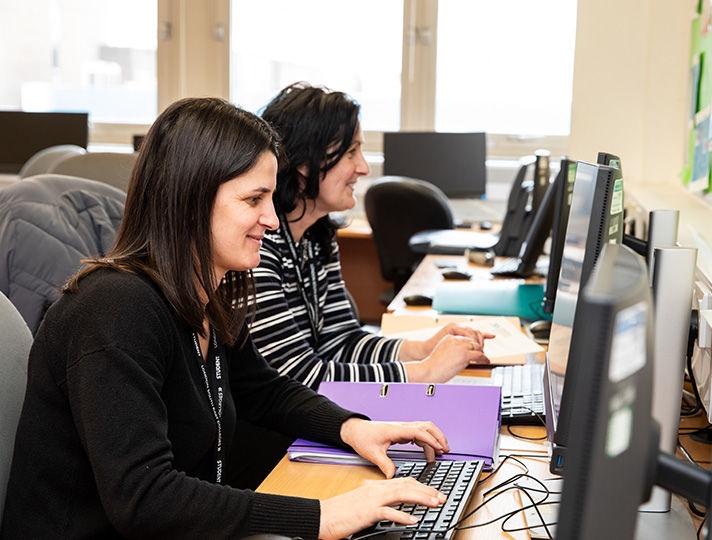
[682,310,702,417]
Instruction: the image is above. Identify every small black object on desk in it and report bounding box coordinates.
[403,294,433,307]
[441,270,472,281]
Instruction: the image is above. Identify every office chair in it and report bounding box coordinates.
[0,174,126,333]
[47,151,137,193]
[408,155,538,257]
[18,144,86,179]
[0,290,33,525]
[364,176,455,304]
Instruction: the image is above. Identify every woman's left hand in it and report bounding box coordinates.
[400,322,494,362]
[339,418,450,478]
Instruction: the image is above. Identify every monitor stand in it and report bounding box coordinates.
[521,480,697,539]
[636,498,698,539]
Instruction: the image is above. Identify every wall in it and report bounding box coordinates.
[568,0,692,184]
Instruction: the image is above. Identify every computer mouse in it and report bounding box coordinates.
[479,221,493,231]
[403,294,433,307]
[441,270,472,281]
[466,249,495,267]
[528,319,552,343]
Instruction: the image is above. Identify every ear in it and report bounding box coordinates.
[296,162,309,178]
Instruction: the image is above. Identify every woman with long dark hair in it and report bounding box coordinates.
[1,97,451,540]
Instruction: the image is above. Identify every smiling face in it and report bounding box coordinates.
[312,126,370,215]
[210,151,279,279]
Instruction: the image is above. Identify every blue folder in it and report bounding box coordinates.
[432,281,550,321]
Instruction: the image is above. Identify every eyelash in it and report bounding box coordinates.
[249,196,262,206]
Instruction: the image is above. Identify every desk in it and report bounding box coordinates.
[257,404,708,540]
[256,248,709,538]
[257,423,555,540]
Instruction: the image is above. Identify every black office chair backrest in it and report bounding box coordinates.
[365,176,455,293]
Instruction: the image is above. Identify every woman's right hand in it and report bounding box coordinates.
[319,477,446,540]
[405,334,490,383]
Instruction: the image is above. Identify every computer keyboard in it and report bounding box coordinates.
[492,364,545,425]
[358,460,484,540]
[489,257,523,277]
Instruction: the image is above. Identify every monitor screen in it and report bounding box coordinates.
[556,242,656,539]
[543,160,626,474]
[0,111,89,174]
[541,158,577,314]
[382,131,487,198]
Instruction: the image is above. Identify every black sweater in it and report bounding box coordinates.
[1,269,359,540]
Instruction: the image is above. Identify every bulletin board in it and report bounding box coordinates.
[685,0,712,193]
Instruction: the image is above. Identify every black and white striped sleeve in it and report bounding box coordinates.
[249,232,408,390]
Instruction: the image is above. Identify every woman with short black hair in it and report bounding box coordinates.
[251,82,492,389]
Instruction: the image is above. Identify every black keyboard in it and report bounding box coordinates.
[492,364,545,425]
[359,460,484,540]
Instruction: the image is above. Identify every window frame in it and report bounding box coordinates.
[106,0,569,158]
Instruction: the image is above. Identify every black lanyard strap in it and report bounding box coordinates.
[191,329,224,483]
[278,214,320,345]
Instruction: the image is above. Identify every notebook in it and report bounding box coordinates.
[288,381,502,469]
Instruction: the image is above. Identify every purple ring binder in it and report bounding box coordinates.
[288,382,502,469]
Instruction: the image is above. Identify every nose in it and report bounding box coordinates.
[356,149,370,176]
[261,198,279,230]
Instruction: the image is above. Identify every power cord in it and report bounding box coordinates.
[682,310,702,418]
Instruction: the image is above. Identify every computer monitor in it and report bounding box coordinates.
[532,149,551,215]
[597,151,622,171]
[382,132,487,198]
[509,157,572,279]
[0,111,89,173]
[556,242,658,539]
[541,158,577,314]
[542,160,625,475]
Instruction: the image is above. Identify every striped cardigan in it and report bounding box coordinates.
[249,226,407,389]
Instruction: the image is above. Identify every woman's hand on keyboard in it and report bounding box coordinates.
[340,418,449,478]
[319,477,446,540]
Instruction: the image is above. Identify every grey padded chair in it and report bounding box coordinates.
[0,174,126,333]
[47,151,137,193]
[18,144,86,179]
[0,291,33,525]
[364,176,455,304]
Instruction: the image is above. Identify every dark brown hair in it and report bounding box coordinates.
[261,82,360,258]
[66,97,282,345]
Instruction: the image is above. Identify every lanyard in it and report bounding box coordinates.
[191,329,224,483]
[278,214,320,345]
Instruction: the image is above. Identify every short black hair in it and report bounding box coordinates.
[261,82,361,254]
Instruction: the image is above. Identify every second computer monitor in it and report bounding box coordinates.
[543,160,625,475]
[382,131,487,198]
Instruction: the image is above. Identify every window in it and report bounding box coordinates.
[0,0,157,130]
[435,0,577,136]
[230,0,404,132]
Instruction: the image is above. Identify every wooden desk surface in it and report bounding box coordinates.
[257,425,555,540]
[387,254,543,315]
